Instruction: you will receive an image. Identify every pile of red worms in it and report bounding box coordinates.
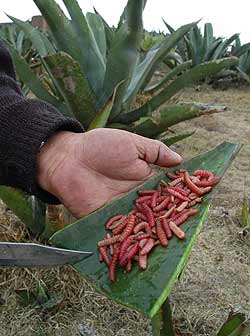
[97,169,219,282]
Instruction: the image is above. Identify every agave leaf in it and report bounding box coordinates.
[131,116,158,137]
[162,18,187,61]
[235,36,242,50]
[16,31,25,54]
[233,42,250,58]
[162,19,175,34]
[203,23,214,51]
[131,103,201,137]
[145,60,192,93]
[237,67,250,84]
[8,15,55,57]
[51,142,240,317]
[123,22,197,110]
[100,0,144,118]
[164,50,183,65]
[123,57,238,122]
[217,310,250,336]
[86,13,107,62]
[189,25,203,64]
[44,52,97,128]
[88,81,123,130]
[93,7,115,50]
[33,0,80,62]
[0,187,45,235]
[204,38,223,61]
[160,131,195,146]
[63,0,106,96]
[107,123,132,131]
[212,33,239,60]
[2,39,68,115]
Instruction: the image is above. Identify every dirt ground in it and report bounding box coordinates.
[0,85,250,336]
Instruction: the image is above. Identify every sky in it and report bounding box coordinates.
[0,0,250,43]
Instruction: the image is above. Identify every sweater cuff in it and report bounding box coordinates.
[0,99,84,204]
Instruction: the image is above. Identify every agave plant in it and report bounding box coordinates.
[0,23,39,95]
[0,0,237,237]
[164,21,239,65]
[231,36,250,83]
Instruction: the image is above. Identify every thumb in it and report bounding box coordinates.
[133,134,183,167]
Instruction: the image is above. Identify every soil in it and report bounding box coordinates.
[0,85,250,336]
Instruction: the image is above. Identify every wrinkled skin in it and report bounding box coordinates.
[37,128,182,218]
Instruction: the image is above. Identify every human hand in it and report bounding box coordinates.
[37,128,182,218]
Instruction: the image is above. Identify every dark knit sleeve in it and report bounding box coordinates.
[0,40,84,204]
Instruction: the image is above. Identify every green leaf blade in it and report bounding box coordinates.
[51,142,241,317]
[100,0,144,118]
[44,52,97,128]
[124,57,238,121]
[62,0,106,95]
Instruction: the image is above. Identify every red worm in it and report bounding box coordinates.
[177,168,187,173]
[97,234,121,247]
[184,171,205,195]
[119,236,134,264]
[156,196,168,204]
[188,197,203,207]
[165,187,190,201]
[141,203,155,227]
[106,233,114,255]
[169,221,185,240]
[166,172,180,180]
[138,189,157,196]
[99,247,111,266]
[161,217,172,239]
[156,182,162,193]
[112,218,128,235]
[127,242,139,260]
[136,212,147,221]
[109,247,120,282]
[156,219,168,246]
[168,186,189,196]
[176,201,189,212]
[189,192,199,200]
[135,202,145,213]
[153,197,170,212]
[173,209,198,226]
[128,209,137,216]
[119,253,130,267]
[133,221,152,235]
[108,216,127,230]
[195,178,219,187]
[168,177,183,186]
[105,214,125,229]
[140,238,155,255]
[194,169,214,180]
[167,201,174,209]
[200,186,212,194]
[119,215,136,242]
[158,205,176,219]
[135,195,152,203]
[139,238,148,248]
[135,233,150,241]
[138,253,147,269]
[151,192,158,208]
